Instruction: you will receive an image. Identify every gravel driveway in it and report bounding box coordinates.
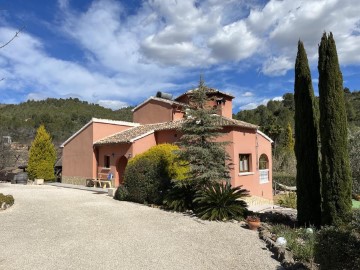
[0,183,282,270]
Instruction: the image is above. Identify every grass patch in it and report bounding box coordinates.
[274,192,297,209]
[270,224,315,263]
[352,199,360,209]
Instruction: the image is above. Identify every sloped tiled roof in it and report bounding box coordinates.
[132,97,187,112]
[175,87,235,100]
[94,120,185,145]
[94,116,257,145]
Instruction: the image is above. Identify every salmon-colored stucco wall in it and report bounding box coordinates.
[218,96,233,118]
[155,129,180,145]
[176,94,233,119]
[131,133,157,156]
[97,144,131,186]
[92,122,135,177]
[133,100,173,124]
[173,110,184,121]
[231,128,273,200]
[62,124,94,178]
[92,122,133,142]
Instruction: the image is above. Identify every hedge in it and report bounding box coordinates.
[124,144,187,204]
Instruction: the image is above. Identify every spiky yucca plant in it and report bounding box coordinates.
[194,182,249,221]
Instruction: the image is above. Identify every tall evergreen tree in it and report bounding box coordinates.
[176,77,231,185]
[284,122,295,152]
[27,125,56,180]
[318,33,352,225]
[294,40,322,226]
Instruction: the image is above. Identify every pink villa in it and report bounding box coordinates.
[61,88,274,200]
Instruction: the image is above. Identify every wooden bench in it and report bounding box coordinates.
[93,173,112,188]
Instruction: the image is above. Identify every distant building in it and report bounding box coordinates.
[61,88,273,200]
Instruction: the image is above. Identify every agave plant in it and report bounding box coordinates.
[194,182,249,221]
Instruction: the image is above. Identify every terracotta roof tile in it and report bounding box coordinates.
[176,87,235,100]
[132,97,187,112]
[94,116,257,145]
[94,120,185,145]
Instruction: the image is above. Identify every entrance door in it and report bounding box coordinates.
[116,156,128,186]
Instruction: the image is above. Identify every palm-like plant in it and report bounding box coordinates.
[163,181,198,212]
[194,182,249,221]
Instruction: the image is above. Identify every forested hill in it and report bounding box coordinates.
[0,98,133,145]
[234,89,360,147]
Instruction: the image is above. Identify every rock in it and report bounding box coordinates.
[1,202,6,210]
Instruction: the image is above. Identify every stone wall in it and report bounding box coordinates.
[61,176,87,186]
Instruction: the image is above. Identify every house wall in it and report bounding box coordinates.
[173,110,184,121]
[231,127,273,200]
[155,129,180,145]
[133,100,173,124]
[97,144,131,187]
[62,121,135,185]
[131,133,157,156]
[62,123,94,185]
[176,93,233,118]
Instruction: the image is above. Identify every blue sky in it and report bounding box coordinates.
[0,0,359,112]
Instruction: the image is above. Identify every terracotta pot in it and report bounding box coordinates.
[247,220,261,230]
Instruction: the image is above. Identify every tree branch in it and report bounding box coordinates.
[0,26,25,49]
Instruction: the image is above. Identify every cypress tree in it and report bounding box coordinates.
[27,125,56,180]
[176,77,231,185]
[294,40,322,226]
[318,32,352,225]
[284,122,294,152]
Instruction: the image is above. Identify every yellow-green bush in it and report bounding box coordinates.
[124,144,187,204]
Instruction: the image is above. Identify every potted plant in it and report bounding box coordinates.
[246,215,261,230]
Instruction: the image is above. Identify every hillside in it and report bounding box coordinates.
[234,89,360,147]
[0,98,133,145]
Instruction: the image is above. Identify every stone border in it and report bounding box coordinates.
[258,223,319,270]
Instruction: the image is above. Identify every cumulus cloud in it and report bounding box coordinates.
[98,100,129,110]
[261,56,293,76]
[1,0,360,109]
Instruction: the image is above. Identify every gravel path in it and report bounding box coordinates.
[0,183,283,270]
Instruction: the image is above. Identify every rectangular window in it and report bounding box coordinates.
[239,154,250,172]
[104,155,110,168]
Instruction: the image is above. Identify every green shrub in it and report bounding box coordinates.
[0,193,14,206]
[275,192,297,209]
[315,226,360,270]
[114,185,129,201]
[163,181,198,212]
[350,209,360,232]
[193,182,249,221]
[270,224,315,263]
[124,144,186,204]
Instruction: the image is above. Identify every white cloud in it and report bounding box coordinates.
[98,100,129,110]
[242,91,253,97]
[2,0,360,108]
[241,103,258,110]
[261,56,293,76]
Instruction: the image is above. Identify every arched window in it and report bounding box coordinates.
[259,154,268,170]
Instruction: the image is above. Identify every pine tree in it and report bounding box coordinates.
[176,77,231,185]
[27,125,56,180]
[318,33,352,225]
[294,40,322,227]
